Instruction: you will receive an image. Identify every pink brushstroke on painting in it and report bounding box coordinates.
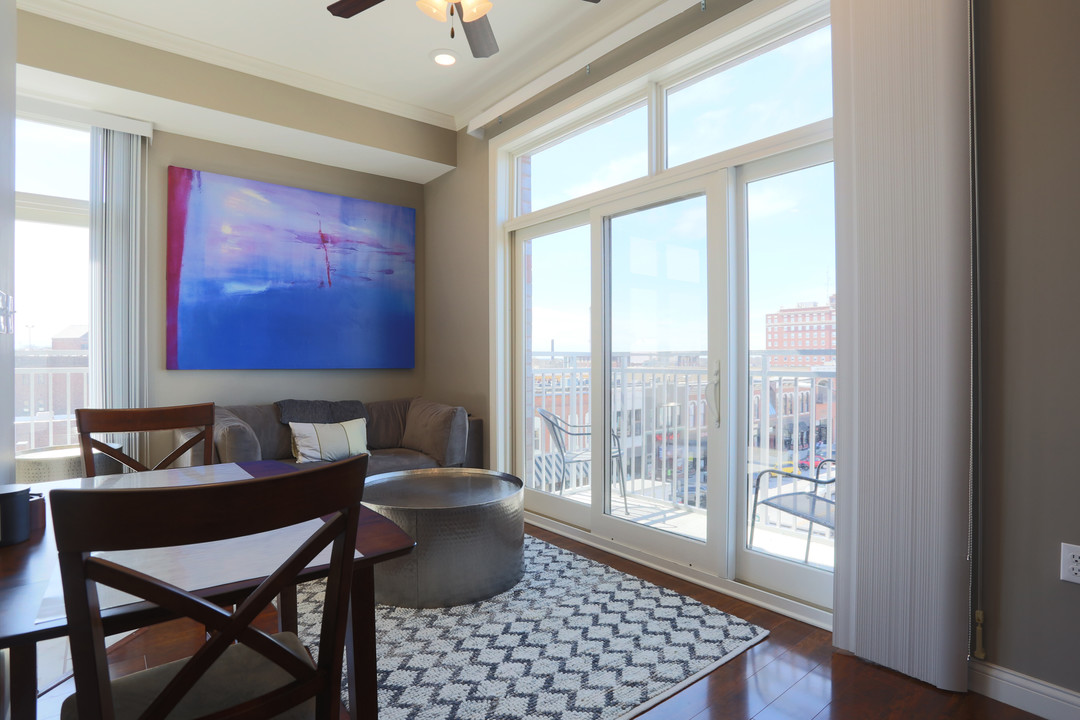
[318,218,332,288]
[166,167,194,369]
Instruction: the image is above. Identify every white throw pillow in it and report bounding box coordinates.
[289,417,369,463]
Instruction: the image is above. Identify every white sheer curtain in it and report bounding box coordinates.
[89,128,149,456]
[831,0,974,691]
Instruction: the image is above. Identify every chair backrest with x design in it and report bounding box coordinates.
[76,403,215,477]
[50,454,368,720]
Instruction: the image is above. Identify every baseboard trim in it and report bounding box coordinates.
[969,659,1080,720]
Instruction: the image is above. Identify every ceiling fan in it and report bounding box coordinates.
[327,0,602,59]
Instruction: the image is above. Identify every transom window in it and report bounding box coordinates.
[666,24,832,168]
[516,101,648,215]
[511,19,832,220]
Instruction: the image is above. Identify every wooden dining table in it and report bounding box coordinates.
[0,460,415,720]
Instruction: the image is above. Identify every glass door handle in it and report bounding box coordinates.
[706,362,722,428]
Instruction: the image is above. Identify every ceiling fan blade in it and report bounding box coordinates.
[581,0,601,3]
[455,3,500,58]
[327,0,387,19]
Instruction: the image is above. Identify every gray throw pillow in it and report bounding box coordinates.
[400,398,462,467]
[364,398,412,450]
[275,399,368,425]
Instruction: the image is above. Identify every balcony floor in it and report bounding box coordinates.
[556,483,835,570]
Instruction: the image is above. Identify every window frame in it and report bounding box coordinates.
[13,116,92,453]
[489,0,836,627]
[491,0,832,476]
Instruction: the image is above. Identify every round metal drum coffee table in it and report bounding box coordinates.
[362,468,524,608]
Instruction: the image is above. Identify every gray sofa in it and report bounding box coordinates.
[177,397,478,477]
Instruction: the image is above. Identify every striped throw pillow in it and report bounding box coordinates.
[289,417,369,463]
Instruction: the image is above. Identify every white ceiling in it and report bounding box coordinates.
[17,0,684,130]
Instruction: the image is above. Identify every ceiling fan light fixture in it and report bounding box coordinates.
[459,0,493,23]
[415,0,449,22]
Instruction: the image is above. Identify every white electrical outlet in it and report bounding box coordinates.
[1062,543,1080,584]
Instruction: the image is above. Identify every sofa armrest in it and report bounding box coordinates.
[213,409,263,464]
[400,398,468,467]
[465,416,484,468]
[172,409,262,466]
[171,427,210,467]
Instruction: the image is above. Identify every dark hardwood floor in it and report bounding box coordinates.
[39,524,1039,720]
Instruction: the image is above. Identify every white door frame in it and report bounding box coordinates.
[587,173,732,576]
[732,141,835,609]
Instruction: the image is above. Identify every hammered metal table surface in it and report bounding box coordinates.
[362,468,524,608]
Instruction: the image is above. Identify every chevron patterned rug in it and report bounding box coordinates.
[295,536,767,720]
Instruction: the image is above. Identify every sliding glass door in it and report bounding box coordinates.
[607,195,710,536]
[515,215,595,528]
[515,179,729,573]
[735,147,836,608]
[514,149,837,607]
[600,192,719,569]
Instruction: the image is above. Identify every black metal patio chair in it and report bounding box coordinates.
[749,458,836,563]
[536,408,629,513]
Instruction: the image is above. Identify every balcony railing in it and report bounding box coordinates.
[14,359,89,453]
[529,350,837,566]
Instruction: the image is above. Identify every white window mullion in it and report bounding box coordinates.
[649,82,664,176]
[14,192,89,227]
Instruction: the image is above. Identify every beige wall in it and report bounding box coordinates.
[422,129,491,463]
[16,12,456,168]
[147,132,427,415]
[976,0,1080,693]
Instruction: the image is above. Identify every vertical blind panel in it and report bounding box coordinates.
[832,0,972,691]
[90,128,148,455]
[0,0,15,484]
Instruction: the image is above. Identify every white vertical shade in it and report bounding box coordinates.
[89,128,148,451]
[832,0,973,691]
[0,0,15,484]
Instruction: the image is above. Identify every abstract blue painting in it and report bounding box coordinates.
[167,166,415,369]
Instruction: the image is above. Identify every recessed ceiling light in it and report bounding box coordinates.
[431,49,457,66]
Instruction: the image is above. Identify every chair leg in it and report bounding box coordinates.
[617,457,629,514]
[804,521,814,563]
[278,587,298,634]
[9,643,37,720]
[749,476,763,548]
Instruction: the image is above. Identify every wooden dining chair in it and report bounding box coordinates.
[50,453,369,720]
[76,403,215,477]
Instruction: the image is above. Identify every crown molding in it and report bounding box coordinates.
[16,0,458,130]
